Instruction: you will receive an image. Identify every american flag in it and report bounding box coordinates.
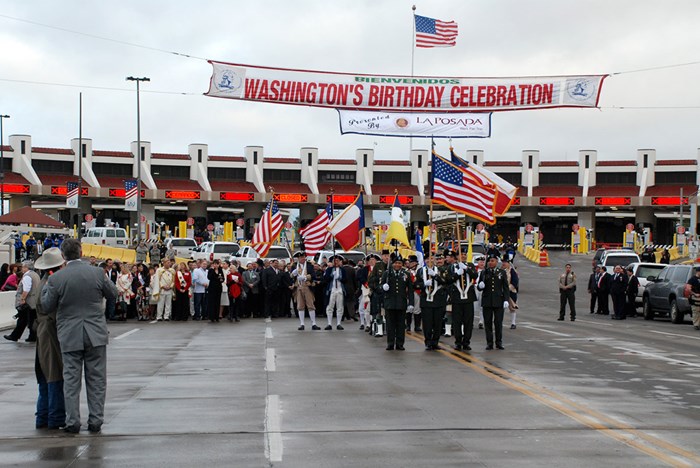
[124,179,138,212]
[66,181,79,208]
[299,201,333,255]
[415,14,458,48]
[431,152,497,224]
[252,199,283,257]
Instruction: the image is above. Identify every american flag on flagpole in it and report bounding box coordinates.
[431,152,497,225]
[124,179,138,212]
[299,201,333,255]
[414,14,458,48]
[66,181,79,208]
[252,199,283,257]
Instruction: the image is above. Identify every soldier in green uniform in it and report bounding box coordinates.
[381,256,414,350]
[414,253,451,350]
[367,249,390,336]
[445,250,478,351]
[477,255,510,350]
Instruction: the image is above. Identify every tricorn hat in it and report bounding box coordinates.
[292,251,306,258]
[365,253,381,261]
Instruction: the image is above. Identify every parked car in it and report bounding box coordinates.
[231,245,292,266]
[598,250,640,274]
[592,248,606,268]
[626,262,666,306]
[82,227,129,247]
[438,241,487,258]
[313,250,366,265]
[165,237,198,258]
[642,264,695,323]
[191,241,240,262]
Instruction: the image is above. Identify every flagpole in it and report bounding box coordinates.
[77,92,82,240]
[268,186,275,248]
[409,5,416,161]
[330,187,336,258]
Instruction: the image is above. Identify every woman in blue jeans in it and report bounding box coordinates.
[33,248,66,429]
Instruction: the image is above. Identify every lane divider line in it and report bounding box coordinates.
[522,326,571,337]
[113,328,140,340]
[266,327,274,339]
[405,332,700,467]
[265,348,276,372]
[265,395,283,462]
[614,347,700,369]
[650,330,700,342]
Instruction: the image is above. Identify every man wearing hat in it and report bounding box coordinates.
[357,253,379,330]
[381,255,414,350]
[477,254,510,350]
[414,253,450,350]
[445,250,478,351]
[323,255,347,330]
[687,266,700,330]
[367,249,390,336]
[291,251,320,330]
[406,255,422,333]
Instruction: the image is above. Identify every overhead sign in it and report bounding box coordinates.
[539,197,575,206]
[0,184,30,194]
[165,190,200,200]
[108,188,145,198]
[379,195,414,205]
[220,192,255,201]
[338,110,491,138]
[51,186,88,196]
[651,196,689,206]
[274,193,308,203]
[207,60,607,112]
[595,197,631,206]
[327,194,357,204]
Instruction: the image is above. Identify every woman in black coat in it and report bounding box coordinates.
[207,260,224,322]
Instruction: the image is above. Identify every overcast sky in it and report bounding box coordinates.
[1,1,700,162]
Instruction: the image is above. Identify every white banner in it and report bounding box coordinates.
[206,60,607,112]
[337,110,490,138]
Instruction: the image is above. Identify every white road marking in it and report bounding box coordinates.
[265,395,283,462]
[614,347,700,368]
[265,317,272,323]
[650,330,700,341]
[523,326,571,337]
[265,348,276,372]
[113,328,140,340]
[149,320,158,324]
[266,327,273,339]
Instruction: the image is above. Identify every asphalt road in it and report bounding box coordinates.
[1,251,699,467]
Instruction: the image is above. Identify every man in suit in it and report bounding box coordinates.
[588,266,599,314]
[477,255,510,350]
[445,250,478,351]
[380,256,414,350]
[341,258,358,322]
[596,267,611,315]
[625,266,640,317]
[41,238,117,434]
[558,263,577,321]
[610,265,629,320]
[261,259,282,318]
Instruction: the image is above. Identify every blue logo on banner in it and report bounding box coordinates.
[215,69,243,93]
[567,79,595,101]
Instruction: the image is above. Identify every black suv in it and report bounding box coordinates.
[642,264,694,324]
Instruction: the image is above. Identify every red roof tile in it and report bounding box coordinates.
[317,183,362,195]
[210,180,257,192]
[533,185,582,196]
[39,175,88,186]
[153,179,202,190]
[266,182,311,193]
[31,146,74,155]
[596,160,636,167]
[539,161,578,167]
[319,159,356,165]
[2,172,29,184]
[484,161,521,167]
[588,185,639,196]
[371,184,419,195]
[374,160,410,166]
[0,145,12,152]
[152,152,190,160]
[209,155,245,162]
[264,157,300,164]
[93,150,132,158]
[97,176,131,188]
[0,206,64,228]
[645,184,698,196]
[655,159,697,166]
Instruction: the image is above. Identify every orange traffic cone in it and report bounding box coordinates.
[539,249,550,267]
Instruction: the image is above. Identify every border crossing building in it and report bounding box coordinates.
[1,133,698,245]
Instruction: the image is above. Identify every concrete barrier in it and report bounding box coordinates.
[0,290,17,331]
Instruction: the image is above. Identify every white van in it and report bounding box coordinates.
[191,241,240,262]
[82,227,129,247]
[165,237,198,258]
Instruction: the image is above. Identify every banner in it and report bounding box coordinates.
[338,110,490,138]
[66,182,79,209]
[206,60,607,112]
[124,179,138,212]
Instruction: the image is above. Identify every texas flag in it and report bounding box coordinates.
[327,192,365,251]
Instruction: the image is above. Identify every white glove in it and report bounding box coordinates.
[455,268,464,276]
[428,268,437,277]
[232,276,239,283]
[333,269,340,279]
[478,281,485,289]
[424,279,433,287]
[291,269,298,277]
[458,262,467,270]
[407,305,414,313]
[503,301,509,309]
[382,283,390,291]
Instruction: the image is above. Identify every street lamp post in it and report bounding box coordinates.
[0,114,10,216]
[126,76,149,243]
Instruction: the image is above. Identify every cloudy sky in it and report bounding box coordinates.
[1,1,699,162]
